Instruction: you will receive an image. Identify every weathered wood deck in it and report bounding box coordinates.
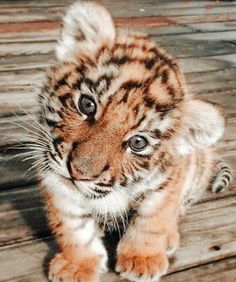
[0,0,236,281]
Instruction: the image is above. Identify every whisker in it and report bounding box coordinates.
[12,105,54,140]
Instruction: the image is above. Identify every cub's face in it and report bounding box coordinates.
[38,2,224,198]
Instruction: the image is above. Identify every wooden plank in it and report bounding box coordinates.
[1,195,236,281]
[188,21,236,32]
[185,68,236,95]
[178,55,236,73]
[0,21,60,35]
[0,0,235,10]
[0,149,36,190]
[0,41,55,56]
[170,13,236,25]
[162,256,236,282]
[0,238,55,282]
[0,1,235,26]
[0,185,41,212]
[0,89,39,117]
[1,4,236,24]
[0,28,235,56]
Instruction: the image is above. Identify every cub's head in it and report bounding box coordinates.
[38,1,224,197]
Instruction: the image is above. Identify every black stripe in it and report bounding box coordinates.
[49,151,60,165]
[153,129,162,139]
[45,118,59,127]
[137,115,146,127]
[133,105,140,116]
[121,80,143,91]
[54,73,70,91]
[85,191,112,199]
[102,163,110,172]
[130,115,146,131]
[222,173,231,182]
[161,69,169,84]
[144,59,155,70]
[144,97,155,108]
[94,187,112,194]
[222,178,228,186]
[120,92,129,103]
[46,105,56,114]
[84,78,95,92]
[73,78,83,90]
[58,93,71,106]
[76,64,87,76]
[95,183,112,188]
[109,56,130,65]
[155,103,175,112]
[120,176,127,187]
[52,137,64,159]
[220,166,229,170]
[167,86,176,97]
[139,161,150,170]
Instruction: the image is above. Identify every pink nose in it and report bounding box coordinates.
[69,162,92,181]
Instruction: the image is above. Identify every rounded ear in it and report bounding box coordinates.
[56,1,115,62]
[174,100,225,155]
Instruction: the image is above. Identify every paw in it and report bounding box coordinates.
[116,251,169,282]
[166,230,180,256]
[48,253,99,282]
[212,183,227,193]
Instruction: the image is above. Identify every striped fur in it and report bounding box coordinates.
[211,161,232,193]
[34,2,233,282]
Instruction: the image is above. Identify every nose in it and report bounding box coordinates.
[69,161,93,181]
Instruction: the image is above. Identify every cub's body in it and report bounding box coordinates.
[35,2,232,281]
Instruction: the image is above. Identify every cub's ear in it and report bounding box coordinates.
[175,100,225,155]
[56,1,115,61]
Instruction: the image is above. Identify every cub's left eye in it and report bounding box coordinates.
[79,95,96,116]
[128,135,148,152]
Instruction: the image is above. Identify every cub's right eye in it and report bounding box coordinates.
[78,95,97,116]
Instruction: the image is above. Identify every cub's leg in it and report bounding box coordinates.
[211,160,232,193]
[44,191,107,282]
[116,179,182,282]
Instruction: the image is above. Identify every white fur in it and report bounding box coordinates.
[175,100,224,155]
[90,237,108,273]
[56,1,115,61]
[138,192,165,216]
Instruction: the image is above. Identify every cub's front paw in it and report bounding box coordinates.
[116,251,168,282]
[49,253,99,282]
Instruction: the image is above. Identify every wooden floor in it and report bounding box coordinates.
[0,0,236,281]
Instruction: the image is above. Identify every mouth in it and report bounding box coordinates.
[57,171,112,199]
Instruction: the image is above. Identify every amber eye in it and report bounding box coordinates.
[128,135,148,152]
[79,95,96,116]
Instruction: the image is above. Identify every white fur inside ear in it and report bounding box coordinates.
[175,100,225,155]
[56,1,115,61]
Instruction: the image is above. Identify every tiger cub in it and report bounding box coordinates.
[37,1,232,281]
